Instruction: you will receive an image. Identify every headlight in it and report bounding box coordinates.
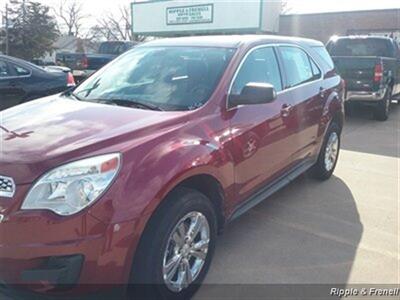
[22,153,121,216]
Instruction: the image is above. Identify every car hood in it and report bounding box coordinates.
[0,96,185,184]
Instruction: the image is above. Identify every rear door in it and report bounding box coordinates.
[277,45,325,165]
[8,62,33,98]
[0,59,26,110]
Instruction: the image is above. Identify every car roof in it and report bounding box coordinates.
[1,54,29,64]
[139,35,324,49]
[0,54,44,71]
[331,35,394,41]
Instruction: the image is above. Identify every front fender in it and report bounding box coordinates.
[134,139,233,218]
[90,135,234,226]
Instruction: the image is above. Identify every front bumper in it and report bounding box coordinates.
[20,254,83,285]
[346,88,386,102]
[0,184,139,295]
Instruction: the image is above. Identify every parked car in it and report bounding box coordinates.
[0,55,75,111]
[56,41,137,82]
[327,36,400,121]
[0,35,344,299]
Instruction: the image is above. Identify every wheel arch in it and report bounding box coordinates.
[331,109,344,133]
[315,89,344,157]
[128,173,226,285]
[140,173,226,239]
[176,174,226,233]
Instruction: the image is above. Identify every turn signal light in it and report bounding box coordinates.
[67,72,76,87]
[374,62,383,83]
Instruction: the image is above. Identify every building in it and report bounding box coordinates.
[280,8,400,43]
[131,0,282,36]
[40,35,99,64]
[53,35,98,54]
[130,1,400,44]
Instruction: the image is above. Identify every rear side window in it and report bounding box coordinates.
[99,42,127,55]
[279,46,319,88]
[11,64,31,76]
[0,60,10,78]
[313,46,335,70]
[310,59,321,77]
[231,47,282,95]
[328,38,394,57]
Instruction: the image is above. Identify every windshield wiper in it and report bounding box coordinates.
[71,92,83,101]
[97,99,164,111]
[62,88,83,101]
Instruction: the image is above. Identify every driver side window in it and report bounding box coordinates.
[231,47,283,97]
[11,64,31,76]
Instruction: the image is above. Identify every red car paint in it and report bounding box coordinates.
[0,35,344,295]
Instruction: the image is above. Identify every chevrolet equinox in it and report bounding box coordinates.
[0,35,344,299]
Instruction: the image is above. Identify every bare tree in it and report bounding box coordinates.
[55,0,87,37]
[281,1,292,15]
[89,6,146,42]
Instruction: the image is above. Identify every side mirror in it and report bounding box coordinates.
[230,83,277,108]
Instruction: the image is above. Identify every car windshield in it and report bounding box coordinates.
[328,38,394,57]
[73,46,235,111]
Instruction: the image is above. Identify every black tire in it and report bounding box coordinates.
[310,122,341,181]
[374,87,392,121]
[128,187,217,300]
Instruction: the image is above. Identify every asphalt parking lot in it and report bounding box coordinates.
[1,103,398,300]
[196,104,399,299]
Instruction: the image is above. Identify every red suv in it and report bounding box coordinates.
[0,35,344,299]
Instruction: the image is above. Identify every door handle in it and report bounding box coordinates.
[281,104,292,117]
[319,87,326,98]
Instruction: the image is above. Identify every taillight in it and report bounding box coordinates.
[374,62,383,83]
[67,72,76,87]
[80,55,88,69]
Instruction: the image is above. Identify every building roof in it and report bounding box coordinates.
[139,34,324,48]
[53,35,99,54]
[281,8,400,17]
[53,35,77,50]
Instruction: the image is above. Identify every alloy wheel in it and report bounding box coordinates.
[162,211,210,293]
[324,132,339,171]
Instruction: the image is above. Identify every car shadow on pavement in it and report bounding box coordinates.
[195,174,363,300]
[341,102,399,158]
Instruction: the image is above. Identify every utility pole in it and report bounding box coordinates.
[5,3,9,55]
[22,0,26,22]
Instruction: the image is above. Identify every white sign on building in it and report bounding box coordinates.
[166,4,213,25]
[131,0,282,36]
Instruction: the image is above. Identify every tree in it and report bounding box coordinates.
[281,1,292,15]
[4,0,59,60]
[88,6,146,42]
[75,37,85,53]
[55,0,87,37]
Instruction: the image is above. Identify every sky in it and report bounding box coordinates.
[1,0,399,33]
[0,0,399,15]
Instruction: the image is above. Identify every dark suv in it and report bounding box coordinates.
[0,35,344,299]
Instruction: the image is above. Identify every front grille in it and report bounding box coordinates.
[0,176,15,197]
